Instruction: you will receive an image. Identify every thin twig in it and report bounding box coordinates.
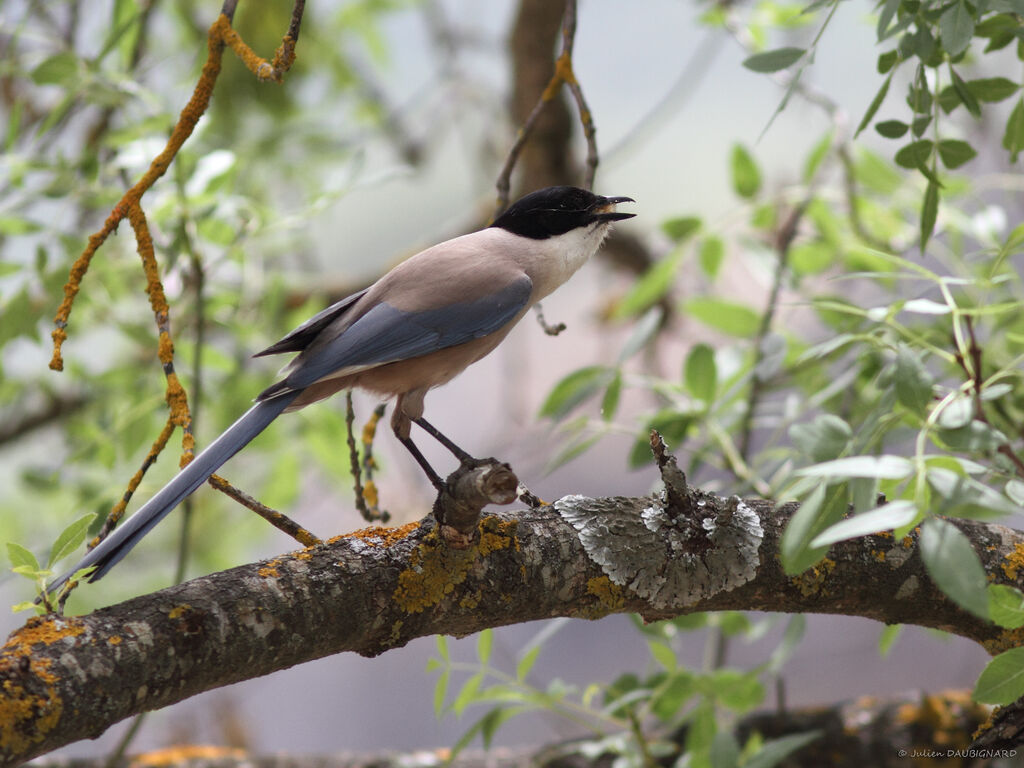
[737,199,811,465]
[494,0,594,214]
[957,317,1024,479]
[208,475,321,547]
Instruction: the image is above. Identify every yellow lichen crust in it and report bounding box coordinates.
[982,626,1024,656]
[393,516,519,613]
[1002,542,1024,581]
[167,604,190,620]
[393,528,473,613]
[790,558,836,597]
[0,616,85,754]
[478,515,519,556]
[257,557,282,579]
[891,691,988,752]
[129,745,247,767]
[579,576,625,619]
[343,520,420,548]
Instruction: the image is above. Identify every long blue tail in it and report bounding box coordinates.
[47,391,300,594]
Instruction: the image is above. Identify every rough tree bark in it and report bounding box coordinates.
[3,466,1023,766]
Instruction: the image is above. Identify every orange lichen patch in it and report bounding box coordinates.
[107,635,122,645]
[902,535,915,549]
[167,604,190,620]
[343,520,420,548]
[790,558,836,597]
[1001,542,1024,581]
[0,675,63,754]
[982,626,1024,655]
[362,480,379,509]
[478,515,518,556]
[0,617,84,753]
[129,745,246,767]
[392,528,474,614]
[392,517,520,613]
[871,549,886,563]
[257,558,283,579]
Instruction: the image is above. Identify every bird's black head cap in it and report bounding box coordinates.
[491,186,635,240]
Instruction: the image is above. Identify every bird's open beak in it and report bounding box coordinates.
[593,195,636,222]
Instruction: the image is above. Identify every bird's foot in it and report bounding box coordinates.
[432,458,519,548]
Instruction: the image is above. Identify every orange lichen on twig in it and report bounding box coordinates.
[49,15,230,371]
[45,6,308,600]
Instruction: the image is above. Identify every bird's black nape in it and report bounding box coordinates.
[491,186,635,240]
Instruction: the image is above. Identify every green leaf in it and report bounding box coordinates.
[875,120,908,138]
[433,667,449,718]
[730,144,762,199]
[1006,480,1024,506]
[974,647,1024,704]
[601,370,622,421]
[919,178,939,252]
[1003,97,1024,162]
[613,252,682,319]
[649,639,677,670]
[684,297,761,337]
[652,670,696,721]
[684,343,717,402]
[796,455,914,480]
[940,1,975,58]
[710,669,765,712]
[452,672,483,716]
[516,646,541,681]
[710,730,741,768]
[920,518,989,620]
[6,542,40,572]
[30,52,80,86]
[790,414,852,462]
[893,139,933,169]
[989,584,1024,629]
[745,731,823,768]
[0,216,42,235]
[539,366,615,419]
[618,306,664,362]
[809,500,918,548]
[436,634,449,662]
[894,345,934,413]
[789,241,832,275]
[698,236,725,278]
[877,50,899,74]
[855,73,893,138]
[803,131,833,182]
[476,628,493,665]
[877,0,901,40]
[47,513,97,568]
[937,139,976,169]
[878,624,902,657]
[742,47,805,73]
[950,66,982,118]
[970,77,1020,103]
[661,216,702,242]
[780,483,849,574]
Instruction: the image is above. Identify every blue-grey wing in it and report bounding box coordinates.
[273,274,532,393]
[254,288,370,358]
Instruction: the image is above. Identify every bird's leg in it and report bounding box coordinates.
[396,433,445,490]
[413,416,476,465]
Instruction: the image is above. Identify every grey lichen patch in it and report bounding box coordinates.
[555,493,763,609]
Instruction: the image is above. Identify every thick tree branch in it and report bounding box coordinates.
[3,482,1022,765]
